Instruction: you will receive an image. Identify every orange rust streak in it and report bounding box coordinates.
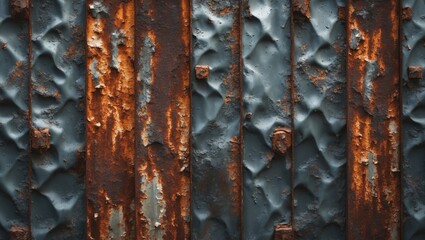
[86,1,135,239]
[347,0,400,239]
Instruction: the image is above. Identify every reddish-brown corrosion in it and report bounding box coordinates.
[293,0,311,19]
[9,226,30,240]
[10,0,29,19]
[408,66,423,79]
[347,1,401,239]
[195,65,209,79]
[402,7,413,21]
[86,0,135,239]
[272,128,292,156]
[30,128,50,152]
[274,224,294,240]
[134,0,190,239]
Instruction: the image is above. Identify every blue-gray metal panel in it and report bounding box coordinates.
[30,0,86,238]
[242,0,292,239]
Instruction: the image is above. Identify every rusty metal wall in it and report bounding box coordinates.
[402,1,425,239]
[292,0,347,239]
[242,0,292,239]
[2,0,425,239]
[0,1,30,239]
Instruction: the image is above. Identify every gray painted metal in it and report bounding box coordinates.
[191,0,242,239]
[31,0,86,238]
[292,0,347,239]
[0,1,30,238]
[242,0,292,239]
[402,1,425,239]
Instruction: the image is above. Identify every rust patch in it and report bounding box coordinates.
[30,128,50,152]
[272,127,292,156]
[195,65,209,79]
[86,0,136,239]
[408,66,423,79]
[293,0,311,18]
[402,7,412,21]
[134,0,190,239]
[347,0,401,239]
[274,224,294,240]
[338,7,346,21]
[9,226,30,240]
[10,0,29,19]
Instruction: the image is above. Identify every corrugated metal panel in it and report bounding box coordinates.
[134,0,191,239]
[292,0,347,239]
[0,1,30,239]
[242,0,292,239]
[30,0,86,238]
[86,0,136,239]
[191,0,242,239]
[347,0,401,239]
[402,0,425,239]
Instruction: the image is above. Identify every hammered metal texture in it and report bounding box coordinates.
[191,0,242,239]
[0,1,30,238]
[402,0,425,239]
[292,0,347,239]
[31,0,86,238]
[242,0,292,239]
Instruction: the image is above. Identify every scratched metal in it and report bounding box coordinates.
[402,1,425,239]
[292,0,347,239]
[242,0,292,239]
[134,0,191,239]
[86,0,135,239]
[0,1,30,239]
[347,0,401,239]
[30,0,86,238]
[191,0,242,239]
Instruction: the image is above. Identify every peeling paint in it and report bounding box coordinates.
[350,28,363,50]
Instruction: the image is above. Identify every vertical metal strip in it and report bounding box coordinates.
[191,0,242,239]
[346,0,401,239]
[401,1,425,239]
[134,0,191,239]
[292,0,347,238]
[30,0,86,238]
[241,0,292,239]
[0,1,30,239]
[86,0,135,239]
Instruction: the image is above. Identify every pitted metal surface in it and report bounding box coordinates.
[191,0,242,239]
[0,1,30,238]
[242,0,292,239]
[402,0,425,239]
[292,0,347,239]
[30,0,86,238]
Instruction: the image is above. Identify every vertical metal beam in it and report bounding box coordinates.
[401,1,425,239]
[0,0,30,239]
[242,0,292,239]
[134,0,191,239]
[292,0,347,238]
[86,0,135,239]
[30,0,86,238]
[347,0,401,239]
[191,0,242,239]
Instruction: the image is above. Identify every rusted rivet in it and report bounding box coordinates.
[272,127,292,156]
[31,128,50,152]
[9,226,30,240]
[195,65,209,79]
[402,7,413,21]
[274,224,294,240]
[408,66,423,79]
[10,0,29,19]
[1,43,6,49]
[338,7,346,20]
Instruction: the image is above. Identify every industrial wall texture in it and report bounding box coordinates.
[0,0,424,239]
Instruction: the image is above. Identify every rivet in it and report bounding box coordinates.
[408,66,423,79]
[195,65,209,79]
